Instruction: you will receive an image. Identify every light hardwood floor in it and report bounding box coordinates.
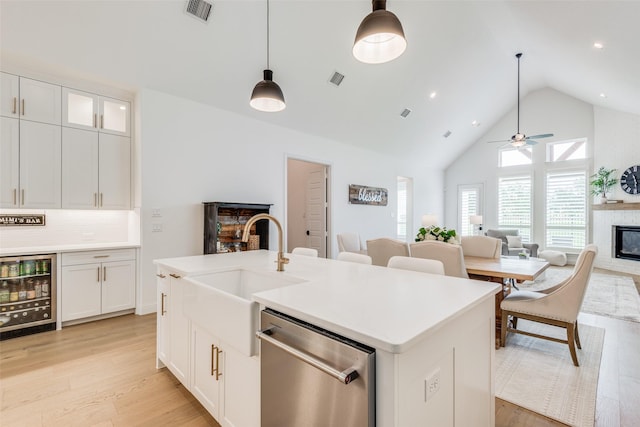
[1,306,639,426]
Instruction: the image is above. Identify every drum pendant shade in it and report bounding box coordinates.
[353,0,407,64]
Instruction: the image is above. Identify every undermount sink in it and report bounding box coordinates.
[183,269,306,356]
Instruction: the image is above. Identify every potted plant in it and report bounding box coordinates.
[589,166,618,203]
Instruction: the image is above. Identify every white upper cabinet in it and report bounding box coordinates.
[98,133,131,210]
[62,127,99,209]
[0,117,20,207]
[1,72,62,125]
[63,88,130,136]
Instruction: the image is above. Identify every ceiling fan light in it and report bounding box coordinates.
[353,1,406,64]
[250,69,286,112]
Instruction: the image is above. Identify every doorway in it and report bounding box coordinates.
[286,158,330,258]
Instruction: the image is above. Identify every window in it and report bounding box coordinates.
[498,175,532,242]
[547,139,587,162]
[545,171,587,250]
[458,185,482,236]
[499,146,532,167]
[396,177,413,241]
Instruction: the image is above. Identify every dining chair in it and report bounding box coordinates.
[366,238,410,267]
[500,244,598,366]
[336,232,366,254]
[409,241,469,278]
[336,252,372,265]
[387,256,445,275]
[460,235,501,259]
[291,247,318,257]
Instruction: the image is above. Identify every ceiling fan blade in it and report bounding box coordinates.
[525,139,539,146]
[486,138,511,143]
[527,133,553,139]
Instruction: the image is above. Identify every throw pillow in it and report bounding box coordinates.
[506,235,523,248]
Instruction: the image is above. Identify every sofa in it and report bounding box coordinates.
[485,229,539,258]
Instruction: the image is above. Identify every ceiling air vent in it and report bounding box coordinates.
[400,108,411,118]
[328,71,345,87]
[185,0,213,23]
[443,130,452,138]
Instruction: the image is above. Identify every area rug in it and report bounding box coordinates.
[518,267,640,323]
[496,320,605,427]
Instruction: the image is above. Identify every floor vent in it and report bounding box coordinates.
[400,108,411,118]
[185,0,213,23]
[329,71,345,86]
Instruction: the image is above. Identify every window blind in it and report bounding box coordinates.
[545,171,587,249]
[498,175,532,242]
[459,188,479,236]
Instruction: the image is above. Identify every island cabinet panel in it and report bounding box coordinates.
[167,271,190,386]
[156,268,170,368]
[377,297,495,427]
[191,324,222,419]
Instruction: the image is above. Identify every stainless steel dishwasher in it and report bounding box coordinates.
[257,308,375,427]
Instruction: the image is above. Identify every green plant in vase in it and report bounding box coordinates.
[415,226,458,243]
[589,166,618,203]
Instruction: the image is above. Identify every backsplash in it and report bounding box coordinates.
[593,209,640,275]
[0,209,138,249]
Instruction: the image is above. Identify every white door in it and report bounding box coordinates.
[19,77,61,125]
[101,260,135,313]
[62,127,99,209]
[191,325,221,419]
[19,121,61,209]
[0,117,20,207]
[306,167,327,257]
[0,72,20,118]
[99,133,131,209]
[61,263,102,321]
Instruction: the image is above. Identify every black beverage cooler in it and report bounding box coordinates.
[203,202,272,254]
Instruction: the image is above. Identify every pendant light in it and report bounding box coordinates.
[353,0,407,64]
[250,0,286,112]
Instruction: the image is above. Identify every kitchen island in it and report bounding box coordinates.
[154,250,501,427]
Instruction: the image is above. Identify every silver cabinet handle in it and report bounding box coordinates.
[256,328,359,385]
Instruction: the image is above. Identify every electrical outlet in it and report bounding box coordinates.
[152,208,162,217]
[152,223,163,232]
[425,368,441,402]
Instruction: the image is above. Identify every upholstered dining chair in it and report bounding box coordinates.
[387,256,445,275]
[366,238,410,267]
[460,235,501,259]
[409,241,469,278]
[336,232,366,254]
[336,251,372,265]
[291,247,318,257]
[500,244,598,366]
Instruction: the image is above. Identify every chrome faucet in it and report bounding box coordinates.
[242,213,289,272]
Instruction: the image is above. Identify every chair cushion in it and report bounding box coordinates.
[538,250,567,266]
[503,290,545,302]
[506,235,523,248]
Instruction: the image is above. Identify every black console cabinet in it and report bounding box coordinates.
[203,202,272,254]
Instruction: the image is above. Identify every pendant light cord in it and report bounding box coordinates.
[266,0,270,69]
[516,53,521,134]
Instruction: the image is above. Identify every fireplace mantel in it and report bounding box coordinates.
[592,202,640,211]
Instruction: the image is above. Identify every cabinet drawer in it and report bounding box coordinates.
[62,248,135,266]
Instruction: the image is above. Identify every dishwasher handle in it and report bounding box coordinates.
[257,328,360,385]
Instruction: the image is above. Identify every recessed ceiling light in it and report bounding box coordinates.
[471,120,480,127]
[593,42,604,49]
[429,91,437,99]
[599,93,607,98]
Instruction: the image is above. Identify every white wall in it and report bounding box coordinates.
[444,88,594,248]
[138,88,412,314]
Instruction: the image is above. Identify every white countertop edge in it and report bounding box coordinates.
[0,242,140,256]
[253,287,499,354]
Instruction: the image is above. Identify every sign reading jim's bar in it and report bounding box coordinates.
[349,184,388,206]
[0,214,46,226]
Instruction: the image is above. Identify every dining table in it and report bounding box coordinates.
[464,256,550,347]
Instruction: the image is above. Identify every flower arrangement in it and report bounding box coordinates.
[415,226,458,243]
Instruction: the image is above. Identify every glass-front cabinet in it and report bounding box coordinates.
[62,88,130,136]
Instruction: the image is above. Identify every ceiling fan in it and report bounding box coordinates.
[487,52,553,148]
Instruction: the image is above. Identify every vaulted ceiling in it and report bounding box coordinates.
[2,1,639,167]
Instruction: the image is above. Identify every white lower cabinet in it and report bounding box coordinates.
[156,266,259,427]
[61,249,136,323]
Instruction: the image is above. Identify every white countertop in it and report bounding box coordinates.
[0,242,140,257]
[155,250,501,354]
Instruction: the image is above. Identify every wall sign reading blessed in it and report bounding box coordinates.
[348,184,388,206]
[0,214,46,226]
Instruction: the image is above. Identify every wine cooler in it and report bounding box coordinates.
[0,254,57,340]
